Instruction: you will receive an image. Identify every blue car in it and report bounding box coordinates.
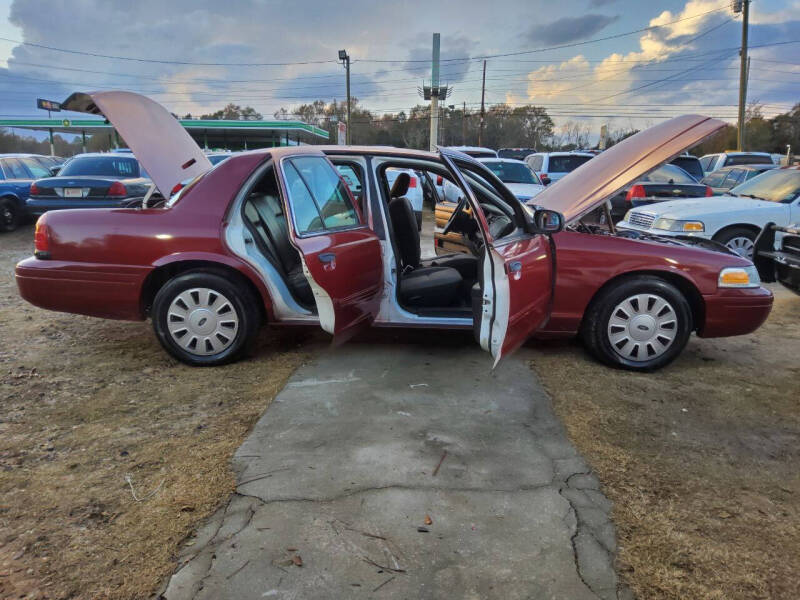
[0,154,55,232]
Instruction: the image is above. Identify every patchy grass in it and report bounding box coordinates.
[0,226,307,599]
[530,287,800,599]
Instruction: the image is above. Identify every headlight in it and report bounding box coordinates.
[653,218,705,232]
[623,210,632,222]
[718,266,761,288]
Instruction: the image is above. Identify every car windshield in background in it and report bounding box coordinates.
[484,161,538,184]
[60,156,141,177]
[729,169,800,203]
[643,164,697,184]
[548,155,592,172]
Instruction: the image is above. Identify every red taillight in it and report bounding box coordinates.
[107,181,127,197]
[436,175,443,186]
[34,215,51,257]
[170,182,184,197]
[540,173,547,179]
[705,185,713,197]
[626,184,647,202]
[408,176,418,188]
[29,182,40,196]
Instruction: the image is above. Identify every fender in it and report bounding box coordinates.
[149,251,275,320]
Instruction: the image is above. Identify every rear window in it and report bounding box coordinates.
[726,154,773,166]
[644,164,697,184]
[60,156,141,177]
[699,155,717,172]
[482,161,539,184]
[670,156,703,180]
[548,155,592,173]
[1,158,31,179]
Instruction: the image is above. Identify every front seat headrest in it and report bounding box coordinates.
[389,172,411,198]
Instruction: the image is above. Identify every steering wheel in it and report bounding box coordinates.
[442,197,467,236]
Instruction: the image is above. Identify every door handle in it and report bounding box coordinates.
[318,252,336,271]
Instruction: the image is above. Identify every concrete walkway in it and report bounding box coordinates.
[161,342,622,599]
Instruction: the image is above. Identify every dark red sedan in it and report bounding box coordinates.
[15,91,773,370]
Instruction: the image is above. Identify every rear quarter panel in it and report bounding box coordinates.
[539,230,749,335]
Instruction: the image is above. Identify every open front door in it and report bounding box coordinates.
[441,150,553,364]
[278,154,383,343]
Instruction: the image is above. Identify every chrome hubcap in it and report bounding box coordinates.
[724,236,754,259]
[607,293,677,362]
[167,288,239,356]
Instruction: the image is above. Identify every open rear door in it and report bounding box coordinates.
[278,153,383,343]
[441,150,553,365]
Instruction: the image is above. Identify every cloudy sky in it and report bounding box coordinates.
[0,0,798,139]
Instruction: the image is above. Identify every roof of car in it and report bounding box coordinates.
[543,151,595,157]
[712,164,778,171]
[477,157,526,164]
[702,151,772,157]
[67,152,140,160]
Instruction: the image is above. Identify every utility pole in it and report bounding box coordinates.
[478,60,486,147]
[735,0,750,151]
[338,50,351,144]
[430,33,441,152]
[462,101,466,145]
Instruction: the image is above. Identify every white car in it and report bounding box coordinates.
[699,151,773,174]
[524,151,594,185]
[618,167,800,258]
[477,157,545,203]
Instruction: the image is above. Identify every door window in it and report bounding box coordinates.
[3,158,31,179]
[699,156,715,172]
[284,156,360,234]
[724,168,745,187]
[528,155,543,171]
[20,158,50,178]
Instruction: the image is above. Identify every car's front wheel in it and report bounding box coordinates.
[0,197,21,232]
[714,227,757,259]
[152,271,261,366]
[582,276,692,371]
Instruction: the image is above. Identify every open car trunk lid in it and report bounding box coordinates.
[61,91,212,197]
[532,115,726,223]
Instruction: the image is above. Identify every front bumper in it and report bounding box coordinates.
[26,197,143,216]
[699,286,773,338]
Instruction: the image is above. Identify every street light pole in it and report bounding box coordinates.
[338,50,351,144]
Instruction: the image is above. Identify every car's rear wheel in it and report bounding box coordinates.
[714,227,757,259]
[152,271,261,366]
[0,197,21,232]
[582,276,692,371]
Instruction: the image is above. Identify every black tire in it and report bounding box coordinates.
[713,227,757,259]
[0,197,21,233]
[581,276,692,371]
[152,271,261,366]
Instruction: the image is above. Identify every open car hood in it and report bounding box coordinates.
[532,115,726,223]
[62,91,212,197]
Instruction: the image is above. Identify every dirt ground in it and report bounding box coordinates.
[3,219,800,600]
[0,225,308,599]
[530,287,800,599]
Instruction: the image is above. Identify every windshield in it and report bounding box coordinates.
[483,161,539,184]
[60,156,141,178]
[729,169,800,203]
[548,155,592,172]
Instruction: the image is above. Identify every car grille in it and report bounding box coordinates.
[628,212,656,228]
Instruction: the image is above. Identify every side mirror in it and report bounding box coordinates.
[525,207,564,234]
[540,175,551,185]
[49,166,61,176]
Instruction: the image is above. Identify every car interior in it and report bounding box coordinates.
[241,166,315,309]
[377,160,520,317]
[238,157,523,321]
